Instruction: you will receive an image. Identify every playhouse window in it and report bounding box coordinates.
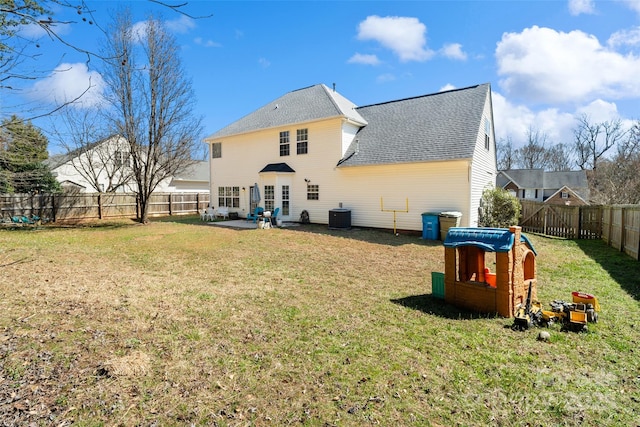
[456,246,485,282]
[456,246,496,285]
[523,251,535,280]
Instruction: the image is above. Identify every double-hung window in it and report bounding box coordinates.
[264,185,275,211]
[484,118,491,150]
[115,151,130,168]
[297,128,308,155]
[282,185,290,216]
[307,184,319,200]
[211,142,222,159]
[279,131,290,156]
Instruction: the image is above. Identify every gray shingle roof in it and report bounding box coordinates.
[206,84,367,140]
[498,169,588,190]
[172,161,210,181]
[337,83,491,167]
[498,169,545,188]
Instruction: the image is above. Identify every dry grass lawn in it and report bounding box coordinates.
[1,217,639,426]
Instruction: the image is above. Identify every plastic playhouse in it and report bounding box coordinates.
[442,226,537,318]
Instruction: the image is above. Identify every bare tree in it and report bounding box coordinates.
[55,108,133,192]
[546,143,574,171]
[1,1,209,125]
[573,114,626,170]
[496,136,516,170]
[589,120,640,204]
[101,10,202,223]
[514,126,551,169]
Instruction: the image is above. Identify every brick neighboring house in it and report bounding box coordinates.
[497,169,590,206]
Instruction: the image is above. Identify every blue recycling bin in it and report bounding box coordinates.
[421,212,440,240]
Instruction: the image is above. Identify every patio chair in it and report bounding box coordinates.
[270,207,280,226]
[246,207,264,223]
[205,206,216,221]
[216,206,229,220]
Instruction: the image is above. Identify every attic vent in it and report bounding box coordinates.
[274,104,279,109]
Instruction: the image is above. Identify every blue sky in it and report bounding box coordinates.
[5,0,640,154]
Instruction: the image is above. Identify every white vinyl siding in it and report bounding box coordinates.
[205,96,491,230]
[468,91,497,227]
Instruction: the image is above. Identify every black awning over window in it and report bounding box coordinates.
[259,162,295,173]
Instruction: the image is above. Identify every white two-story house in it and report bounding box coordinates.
[204,83,497,231]
[48,135,209,194]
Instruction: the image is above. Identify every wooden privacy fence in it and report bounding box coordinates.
[519,201,602,239]
[519,201,640,260]
[602,205,640,261]
[0,192,210,222]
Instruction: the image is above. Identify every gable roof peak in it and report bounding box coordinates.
[205,83,366,140]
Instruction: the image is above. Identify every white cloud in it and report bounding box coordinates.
[19,20,72,39]
[131,21,148,42]
[440,43,467,60]
[491,91,575,148]
[620,0,640,14]
[29,63,105,108]
[165,15,196,34]
[439,84,457,92]
[576,99,622,122]
[568,0,596,16]
[258,57,270,68]
[608,26,640,48]
[495,26,640,105]
[376,73,396,83]
[194,37,221,48]
[356,15,434,62]
[347,53,381,65]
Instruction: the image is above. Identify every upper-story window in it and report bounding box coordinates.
[297,128,308,155]
[484,118,491,150]
[279,131,290,156]
[115,150,130,168]
[561,191,569,199]
[211,142,222,159]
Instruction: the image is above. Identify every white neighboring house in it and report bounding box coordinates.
[47,135,209,194]
[203,83,497,231]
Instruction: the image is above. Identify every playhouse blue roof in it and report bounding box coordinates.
[443,227,537,255]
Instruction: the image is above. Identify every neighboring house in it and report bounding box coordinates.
[160,161,210,193]
[47,135,209,193]
[204,83,497,231]
[497,169,589,206]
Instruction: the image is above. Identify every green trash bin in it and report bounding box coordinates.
[431,272,445,299]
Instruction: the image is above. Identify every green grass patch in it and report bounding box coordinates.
[0,218,638,425]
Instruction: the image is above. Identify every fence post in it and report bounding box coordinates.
[608,207,613,245]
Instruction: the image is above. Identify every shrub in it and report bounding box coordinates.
[478,187,521,228]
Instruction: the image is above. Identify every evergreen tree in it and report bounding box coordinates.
[0,115,60,193]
